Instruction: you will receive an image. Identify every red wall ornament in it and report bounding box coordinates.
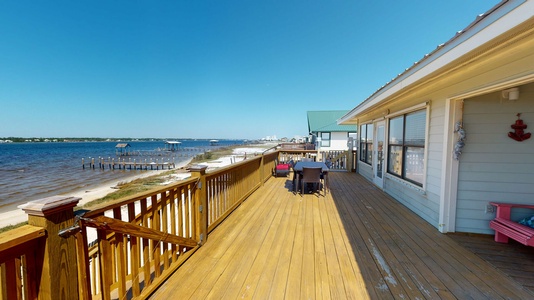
[508,113,531,142]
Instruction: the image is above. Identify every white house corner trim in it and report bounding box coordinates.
[438,98,462,233]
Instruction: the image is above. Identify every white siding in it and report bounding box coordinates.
[456,83,534,234]
[319,132,350,151]
[358,162,373,182]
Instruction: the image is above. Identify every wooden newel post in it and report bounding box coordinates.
[19,196,81,300]
[190,165,208,245]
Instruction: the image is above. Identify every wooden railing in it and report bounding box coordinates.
[0,225,45,300]
[77,176,202,299]
[278,149,318,163]
[0,148,325,300]
[321,150,349,171]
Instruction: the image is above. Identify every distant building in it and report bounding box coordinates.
[307,110,357,151]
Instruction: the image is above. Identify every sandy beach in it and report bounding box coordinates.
[0,144,277,228]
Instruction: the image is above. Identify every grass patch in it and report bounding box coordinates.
[0,221,28,234]
[191,146,238,163]
[83,172,172,208]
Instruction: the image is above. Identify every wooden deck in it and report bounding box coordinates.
[150,172,534,299]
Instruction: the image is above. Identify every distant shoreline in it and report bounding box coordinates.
[0,137,257,143]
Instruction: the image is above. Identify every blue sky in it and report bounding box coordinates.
[0,1,496,140]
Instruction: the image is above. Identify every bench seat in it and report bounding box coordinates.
[489,202,534,247]
[490,217,534,246]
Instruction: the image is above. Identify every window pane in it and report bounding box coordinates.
[360,125,366,142]
[367,143,373,163]
[360,143,366,161]
[321,132,330,140]
[405,110,426,146]
[389,117,403,144]
[388,145,402,176]
[405,147,425,185]
[367,124,374,142]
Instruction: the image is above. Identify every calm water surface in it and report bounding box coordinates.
[0,140,243,210]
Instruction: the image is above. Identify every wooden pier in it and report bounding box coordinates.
[82,157,176,170]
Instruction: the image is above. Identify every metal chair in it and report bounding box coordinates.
[300,167,323,196]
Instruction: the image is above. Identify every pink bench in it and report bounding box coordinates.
[489,202,534,247]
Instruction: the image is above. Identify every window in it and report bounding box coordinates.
[320,132,331,147]
[387,109,426,186]
[359,123,373,164]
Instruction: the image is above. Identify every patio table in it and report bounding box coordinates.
[293,161,329,193]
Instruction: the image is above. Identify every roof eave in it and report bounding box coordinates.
[339,0,529,125]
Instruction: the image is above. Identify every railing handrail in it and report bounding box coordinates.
[0,225,45,259]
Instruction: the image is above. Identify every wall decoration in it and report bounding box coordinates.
[508,113,531,142]
[453,121,466,160]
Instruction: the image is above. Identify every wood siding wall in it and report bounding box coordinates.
[456,82,534,234]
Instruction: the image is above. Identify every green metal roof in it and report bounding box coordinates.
[307,110,357,133]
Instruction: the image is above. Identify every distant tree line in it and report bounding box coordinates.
[0,137,174,143]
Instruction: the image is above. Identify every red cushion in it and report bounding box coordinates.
[276,164,290,170]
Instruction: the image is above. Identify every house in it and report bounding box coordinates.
[307,110,357,151]
[338,0,534,235]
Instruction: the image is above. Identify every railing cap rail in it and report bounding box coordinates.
[0,224,45,253]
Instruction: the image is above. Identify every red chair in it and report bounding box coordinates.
[275,163,290,177]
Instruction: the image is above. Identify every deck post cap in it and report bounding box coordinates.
[18,196,81,217]
[189,165,208,172]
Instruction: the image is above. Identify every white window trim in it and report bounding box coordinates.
[385,101,429,119]
[384,102,430,189]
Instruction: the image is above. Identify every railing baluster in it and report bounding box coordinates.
[98,229,112,300]
[140,198,151,288]
[128,202,141,297]
[151,195,161,279]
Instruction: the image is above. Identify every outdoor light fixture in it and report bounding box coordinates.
[502,87,520,101]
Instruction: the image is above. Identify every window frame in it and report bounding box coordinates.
[359,123,373,165]
[320,132,331,147]
[386,108,428,187]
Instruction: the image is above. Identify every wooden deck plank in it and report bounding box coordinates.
[150,173,534,300]
[332,176,431,299]
[321,187,370,299]
[317,190,358,299]
[268,187,301,299]
[233,186,291,299]
[252,183,298,298]
[284,194,306,299]
[449,233,534,295]
[337,176,465,299]
[312,195,331,300]
[193,181,279,298]
[215,183,287,299]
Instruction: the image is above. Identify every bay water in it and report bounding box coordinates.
[0,140,244,210]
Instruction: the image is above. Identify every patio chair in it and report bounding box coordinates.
[275,162,290,177]
[300,167,323,196]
